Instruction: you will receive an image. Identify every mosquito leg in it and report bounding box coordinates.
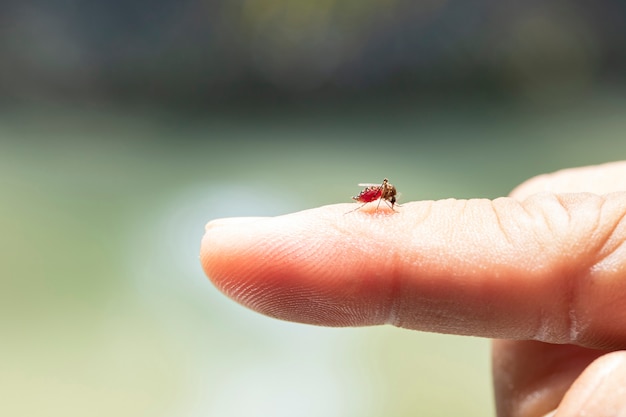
[376,197,383,212]
[382,199,398,211]
[345,202,368,214]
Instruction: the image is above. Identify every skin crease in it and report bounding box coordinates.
[200,161,626,417]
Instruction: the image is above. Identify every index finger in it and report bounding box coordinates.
[200,193,626,349]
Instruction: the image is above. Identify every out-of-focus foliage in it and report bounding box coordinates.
[0,0,623,103]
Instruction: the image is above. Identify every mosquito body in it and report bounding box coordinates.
[349,178,398,213]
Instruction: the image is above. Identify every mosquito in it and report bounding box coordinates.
[348,178,398,213]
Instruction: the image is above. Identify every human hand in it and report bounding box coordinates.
[200,162,626,417]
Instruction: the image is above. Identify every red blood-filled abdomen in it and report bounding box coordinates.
[354,188,382,203]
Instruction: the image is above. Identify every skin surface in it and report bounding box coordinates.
[200,161,626,417]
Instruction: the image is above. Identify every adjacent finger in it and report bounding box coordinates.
[492,340,606,417]
[511,161,626,199]
[201,191,626,349]
[555,350,626,416]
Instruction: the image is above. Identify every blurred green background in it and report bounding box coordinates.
[2,1,626,416]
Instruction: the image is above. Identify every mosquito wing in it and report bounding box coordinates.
[357,182,382,187]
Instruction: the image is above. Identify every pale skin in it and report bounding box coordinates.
[200,161,626,417]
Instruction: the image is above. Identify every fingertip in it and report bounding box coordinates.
[198,205,406,326]
[201,215,264,265]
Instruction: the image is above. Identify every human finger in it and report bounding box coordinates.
[201,191,626,348]
[492,340,607,417]
[493,161,626,416]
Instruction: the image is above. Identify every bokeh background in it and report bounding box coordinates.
[3,1,626,416]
